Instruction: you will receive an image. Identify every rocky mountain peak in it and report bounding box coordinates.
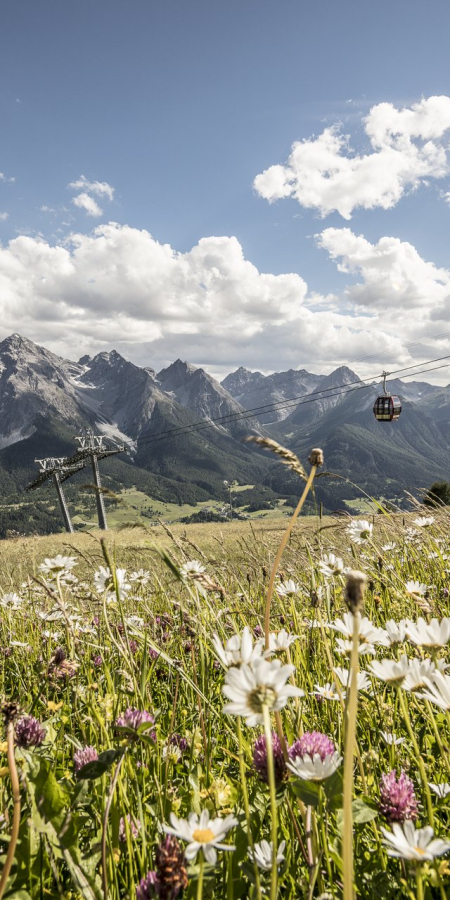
[157,359,198,392]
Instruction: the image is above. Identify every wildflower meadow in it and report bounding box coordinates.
[0,445,450,899]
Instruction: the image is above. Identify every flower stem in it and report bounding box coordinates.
[264,465,317,649]
[197,852,204,900]
[236,717,262,899]
[398,690,434,827]
[416,865,424,900]
[263,705,278,900]
[0,722,20,900]
[342,610,359,900]
[101,751,125,900]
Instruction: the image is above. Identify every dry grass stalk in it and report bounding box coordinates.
[245,436,307,481]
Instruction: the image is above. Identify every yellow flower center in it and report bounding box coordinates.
[414,846,426,856]
[192,828,215,843]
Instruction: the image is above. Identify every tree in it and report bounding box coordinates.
[424,481,450,507]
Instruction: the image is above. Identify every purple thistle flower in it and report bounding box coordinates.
[129,640,139,655]
[289,731,335,763]
[15,715,46,748]
[253,731,287,787]
[136,870,159,900]
[148,646,159,661]
[379,770,419,823]
[119,813,141,842]
[253,624,264,638]
[92,654,103,668]
[115,708,156,741]
[73,745,98,772]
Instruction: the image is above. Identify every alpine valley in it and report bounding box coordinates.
[0,333,449,536]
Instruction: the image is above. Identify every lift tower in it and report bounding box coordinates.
[65,432,125,530]
[27,457,87,533]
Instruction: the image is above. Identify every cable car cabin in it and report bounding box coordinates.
[373,394,402,422]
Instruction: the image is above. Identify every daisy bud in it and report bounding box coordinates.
[344,570,367,613]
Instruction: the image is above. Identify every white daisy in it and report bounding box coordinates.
[380,732,405,746]
[163,809,238,864]
[180,560,206,581]
[94,566,130,600]
[419,671,450,711]
[381,542,396,551]
[318,554,347,578]
[268,630,299,652]
[276,579,301,597]
[126,615,145,632]
[335,638,377,656]
[429,783,450,799]
[381,821,450,861]
[329,612,390,648]
[312,683,344,701]
[39,555,77,577]
[0,592,23,610]
[248,839,286,870]
[346,519,373,545]
[369,656,409,686]
[222,657,304,726]
[287,750,342,782]
[129,569,150,586]
[406,617,450,648]
[405,581,428,597]
[402,658,444,693]
[383,619,408,645]
[413,517,435,528]
[212,627,265,669]
[333,667,372,693]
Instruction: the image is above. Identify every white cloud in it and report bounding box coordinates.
[40,205,56,213]
[317,227,450,313]
[254,95,450,219]
[0,221,448,380]
[0,212,8,221]
[68,175,114,200]
[0,172,15,184]
[71,193,103,217]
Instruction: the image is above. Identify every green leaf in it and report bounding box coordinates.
[290,779,321,807]
[352,797,379,823]
[76,748,124,780]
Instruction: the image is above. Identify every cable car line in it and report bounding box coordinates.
[128,353,450,450]
[125,356,450,451]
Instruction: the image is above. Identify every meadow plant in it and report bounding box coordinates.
[0,448,450,897]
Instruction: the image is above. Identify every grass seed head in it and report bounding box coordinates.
[308,447,324,467]
[344,570,367,613]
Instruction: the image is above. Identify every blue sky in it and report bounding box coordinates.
[1,0,450,379]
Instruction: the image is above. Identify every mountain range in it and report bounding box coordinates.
[0,333,450,535]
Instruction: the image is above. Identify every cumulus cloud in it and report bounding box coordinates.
[71,193,103,217]
[0,221,447,380]
[254,95,450,219]
[68,175,115,200]
[317,227,450,312]
[0,212,8,221]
